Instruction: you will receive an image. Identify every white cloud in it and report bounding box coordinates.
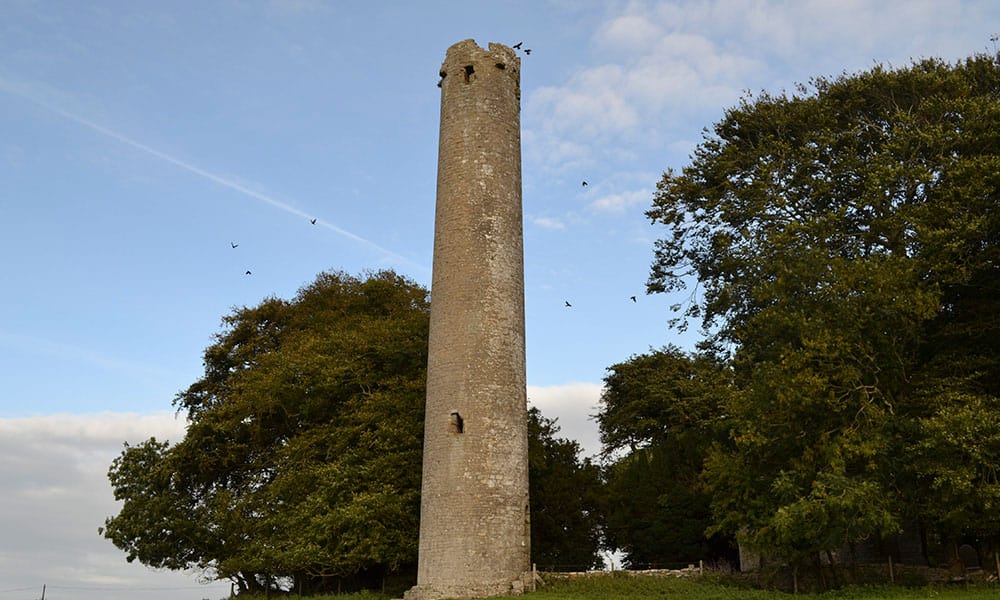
[0,413,229,600]
[588,188,651,213]
[524,3,764,175]
[527,382,605,458]
[530,64,640,141]
[521,129,594,178]
[525,0,993,177]
[598,11,663,52]
[531,216,567,230]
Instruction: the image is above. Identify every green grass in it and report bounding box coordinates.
[518,574,999,599]
[235,574,1000,600]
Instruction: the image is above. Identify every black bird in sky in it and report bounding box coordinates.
[512,42,523,49]
[310,218,317,224]
[524,48,532,55]
[231,242,238,248]
[245,270,252,275]
[582,181,588,186]
[630,295,637,303]
[565,301,572,307]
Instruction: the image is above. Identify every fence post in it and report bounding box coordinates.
[699,560,704,576]
[888,555,895,583]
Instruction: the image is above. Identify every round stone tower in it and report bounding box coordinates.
[405,39,531,600]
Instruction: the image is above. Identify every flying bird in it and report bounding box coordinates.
[524,49,532,55]
[565,301,572,308]
[512,42,523,49]
[582,181,588,186]
[630,295,637,303]
[231,242,239,248]
[245,270,252,275]
[310,218,317,224]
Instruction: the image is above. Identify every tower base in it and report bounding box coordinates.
[403,571,537,600]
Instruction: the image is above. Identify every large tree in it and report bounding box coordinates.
[102,270,430,594]
[647,53,999,573]
[597,347,735,568]
[528,407,604,571]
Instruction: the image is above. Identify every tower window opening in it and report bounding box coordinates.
[438,70,446,88]
[464,65,475,83]
[449,411,464,434]
[495,62,506,70]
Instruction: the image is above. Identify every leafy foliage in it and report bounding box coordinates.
[598,347,735,567]
[646,54,1000,568]
[103,270,429,594]
[528,407,604,571]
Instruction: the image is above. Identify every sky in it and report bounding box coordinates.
[0,1,996,598]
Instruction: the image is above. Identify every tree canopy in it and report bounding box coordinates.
[102,270,430,593]
[597,347,735,568]
[645,53,999,570]
[528,407,605,571]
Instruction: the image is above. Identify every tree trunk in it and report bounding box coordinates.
[814,554,826,591]
[825,549,840,589]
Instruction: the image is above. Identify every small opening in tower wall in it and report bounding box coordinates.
[463,65,475,83]
[449,411,464,434]
[495,62,506,70]
[438,70,446,88]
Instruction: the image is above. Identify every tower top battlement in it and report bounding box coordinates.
[439,39,520,96]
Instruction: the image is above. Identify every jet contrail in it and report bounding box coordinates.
[0,76,426,270]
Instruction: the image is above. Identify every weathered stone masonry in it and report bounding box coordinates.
[405,40,531,600]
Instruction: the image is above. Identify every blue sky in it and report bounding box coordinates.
[1,1,997,598]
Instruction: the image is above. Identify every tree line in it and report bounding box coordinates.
[102,52,998,593]
[621,51,999,579]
